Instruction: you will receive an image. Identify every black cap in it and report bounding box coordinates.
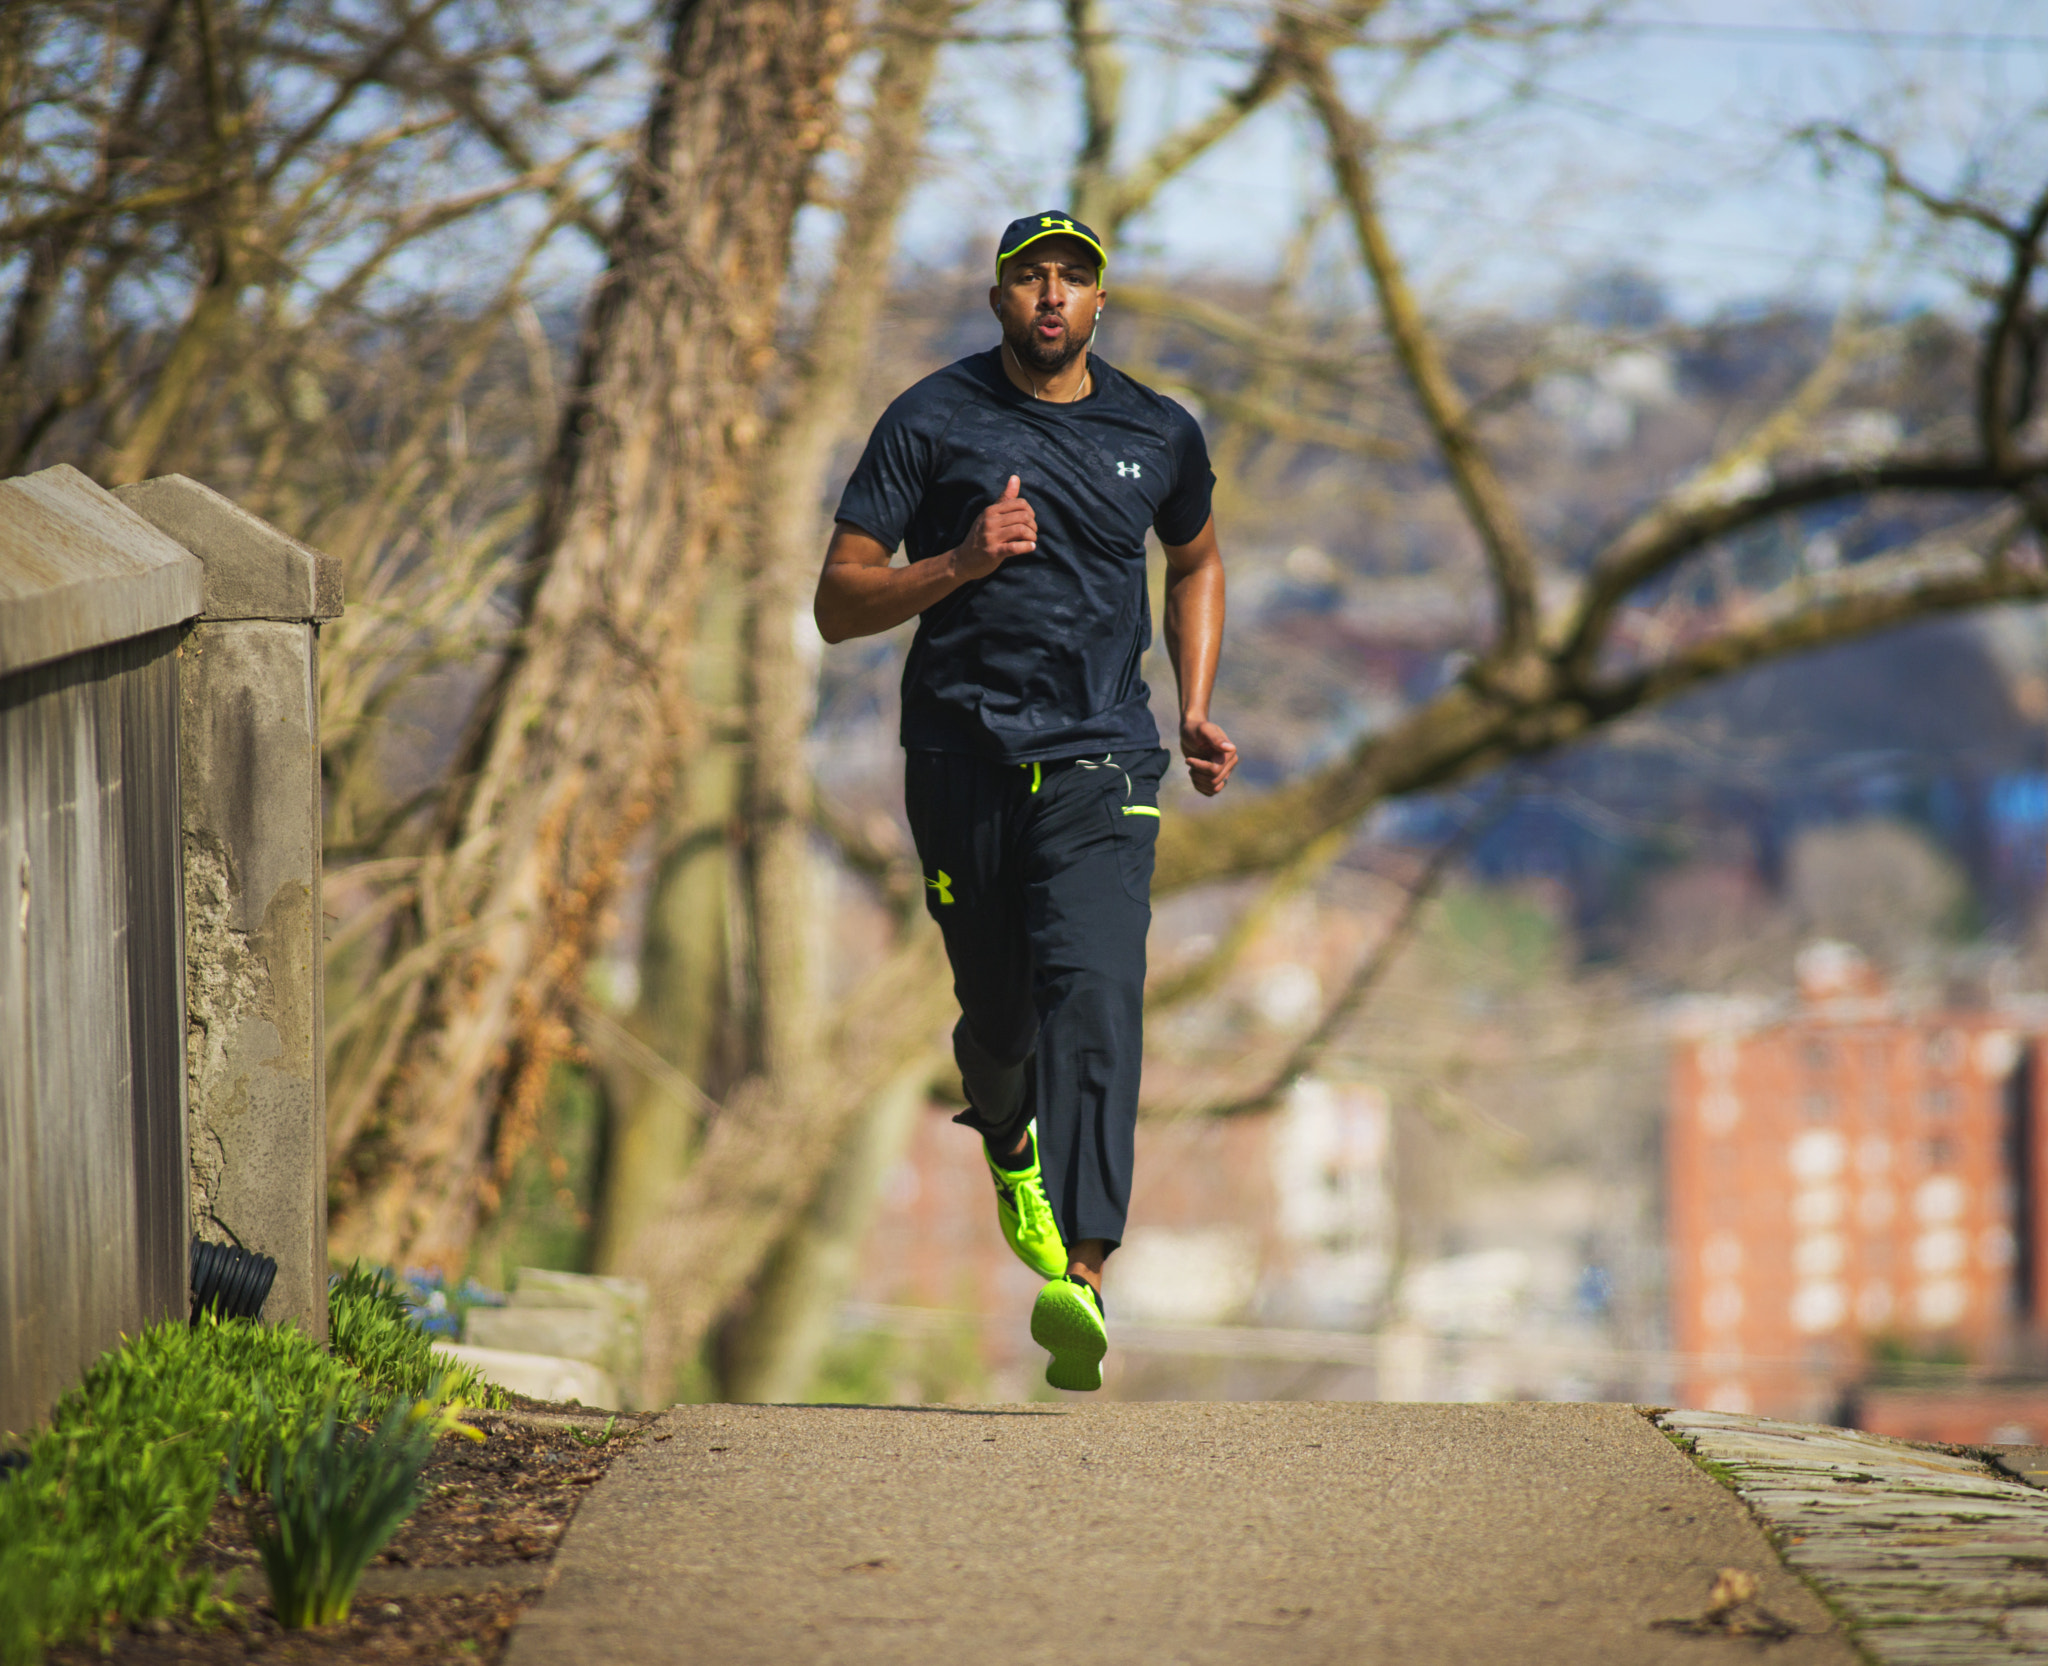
[995,211,1107,276]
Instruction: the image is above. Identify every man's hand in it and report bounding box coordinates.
[1180,716,1238,796]
[813,474,1036,643]
[949,474,1036,582]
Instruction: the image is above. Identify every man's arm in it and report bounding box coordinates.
[1161,514,1238,796]
[813,475,1037,644]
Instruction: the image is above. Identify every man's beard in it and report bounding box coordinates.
[1006,312,1092,376]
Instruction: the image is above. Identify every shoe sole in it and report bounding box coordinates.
[1031,1280,1106,1392]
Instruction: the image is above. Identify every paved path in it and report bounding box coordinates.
[505,1401,1855,1665]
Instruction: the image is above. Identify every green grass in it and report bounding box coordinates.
[0,1267,504,1662]
[571,1415,621,1449]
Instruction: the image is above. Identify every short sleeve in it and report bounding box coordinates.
[834,393,938,553]
[1152,400,1215,547]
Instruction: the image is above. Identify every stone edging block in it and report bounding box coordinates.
[1660,1407,2048,1661]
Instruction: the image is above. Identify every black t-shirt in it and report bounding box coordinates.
[835,348,1214,763]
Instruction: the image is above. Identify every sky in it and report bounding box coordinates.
[887,0,2048,322]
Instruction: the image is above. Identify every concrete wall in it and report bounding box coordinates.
[1,466,202,1435]
[118,475,343,1341]
[0,464,342,1433]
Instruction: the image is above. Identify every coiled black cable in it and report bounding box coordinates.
[189,1236,276,1322]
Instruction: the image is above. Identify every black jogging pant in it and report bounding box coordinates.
[904,747,1168,1251]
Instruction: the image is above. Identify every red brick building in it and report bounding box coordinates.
[1668,942,2048,1424]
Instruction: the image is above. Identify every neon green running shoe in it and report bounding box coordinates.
[1031,1274,1107,1392]
[984,1123,1067,1279]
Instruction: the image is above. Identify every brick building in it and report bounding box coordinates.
[1668,942,2048,1426]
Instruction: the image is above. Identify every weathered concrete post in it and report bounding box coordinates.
[117,476,343,1339]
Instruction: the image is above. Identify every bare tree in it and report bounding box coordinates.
[1148,45,2048,902]
[0,0,616,484]
[326,0,851,1266]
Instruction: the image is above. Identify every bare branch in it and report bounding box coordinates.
[1118,359,1404,460]
[1155,505,2048,896]
[1800,123,2021,240]
[1982,180,2048,471]
[1585,518,2046,720]
[0,179,218,243]
[1177,786,1505,1120]
[295,140,602,330]
[1561,311,1902,667]
[1797,129,2048,472]
[261,0,465,188]
[401,19,616,247]
[1147,826,1351,1013]
[1076,3,1383,234]
[1571,452,2048,663]
[1303,47,1544,653]
[1063,0,1121,223]
[1112,279,1381,390]
[570,991,722,1120]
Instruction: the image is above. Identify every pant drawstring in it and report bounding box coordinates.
[1024,755,1150,809]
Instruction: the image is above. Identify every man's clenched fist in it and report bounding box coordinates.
[950,474,1037,581]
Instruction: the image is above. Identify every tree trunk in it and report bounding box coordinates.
[634,928,954,1403]
[700,0,961,1389]
[720,1053,936,1403]
[330,0,848,1268]
[587,583,748,1272]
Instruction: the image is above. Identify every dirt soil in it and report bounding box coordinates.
[47,1403,653,1666]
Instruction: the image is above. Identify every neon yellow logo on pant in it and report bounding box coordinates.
[926,870,954,905]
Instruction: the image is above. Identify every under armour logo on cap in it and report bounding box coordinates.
[1117,461,1141,479]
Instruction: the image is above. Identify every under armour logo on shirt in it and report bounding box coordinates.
[1116,461,1141,479]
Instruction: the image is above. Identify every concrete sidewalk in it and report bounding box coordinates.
[504,1401,1856,1665]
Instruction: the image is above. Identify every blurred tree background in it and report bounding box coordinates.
[5,0,2045,1401]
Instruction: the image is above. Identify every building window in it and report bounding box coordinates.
[1803,1090,1836,1122]
[1927,1029,1966,1072]
[1801,1039,1833,1073]
[1924,1137,1957,1168]
[1924,1084,1955,1118]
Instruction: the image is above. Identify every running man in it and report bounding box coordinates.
[813,211,1237,1391]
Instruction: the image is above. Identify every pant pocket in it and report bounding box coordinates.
[1103,753,1166,903]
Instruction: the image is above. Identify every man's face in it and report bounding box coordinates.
[990,235,1103,374]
